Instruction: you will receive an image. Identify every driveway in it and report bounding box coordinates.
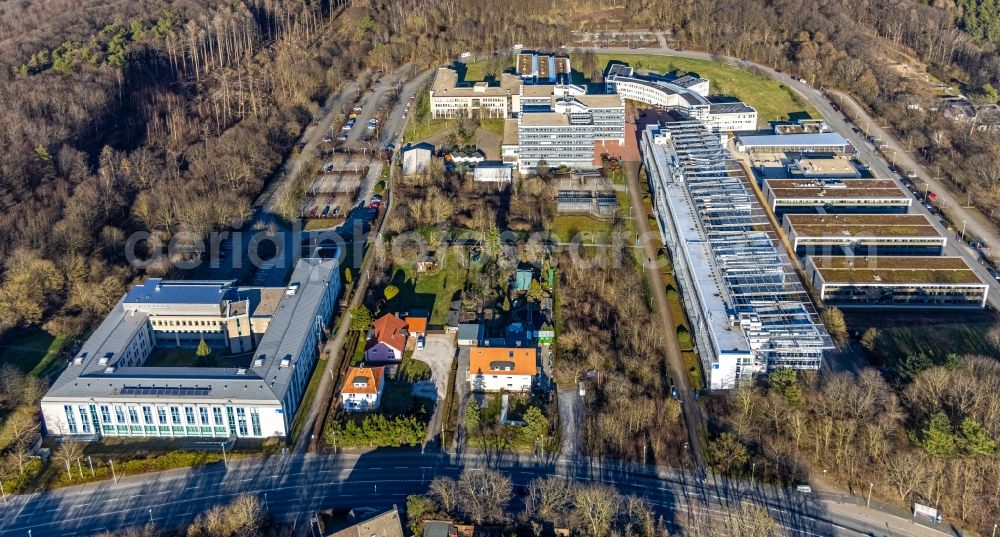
[557,386,583,460]
[411,333,456,450]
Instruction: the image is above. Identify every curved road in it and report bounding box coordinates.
[0,452,950,537]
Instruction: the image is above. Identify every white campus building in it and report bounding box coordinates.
[605,65,757,133]
[40,258,340,440]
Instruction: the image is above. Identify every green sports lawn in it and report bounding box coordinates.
[580,53,820,125]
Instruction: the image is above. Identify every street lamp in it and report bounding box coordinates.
[961,220,968,242]
[149,508,154,524]
[220,442,228,468]
[867,482,874,508]
[263,492,269,511]
[108,459,118,484]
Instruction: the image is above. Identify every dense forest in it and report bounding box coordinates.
[710,356,1000,533]
[0,0,369,338]
[5,0,1000,340]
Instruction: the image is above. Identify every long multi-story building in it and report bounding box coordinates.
[735,132,853,154]
[641,121,831,390]
[605,65,757,132]
[428,68,521,119]
[783,214,947,256]
[40,258,340,440]
[805,256,988,309]
[764,178,912,216]
[516,94,625,171]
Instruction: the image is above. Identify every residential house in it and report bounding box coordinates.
[365,314,408,362]
[405,315,427,337]
[340,366,386,412]
[468,347,537,392]
[324,506,403,537]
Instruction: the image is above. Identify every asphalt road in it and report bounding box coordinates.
[579,42,1000,309]
[0,452,951,537]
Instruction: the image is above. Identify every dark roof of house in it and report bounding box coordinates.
[326,507,404,537]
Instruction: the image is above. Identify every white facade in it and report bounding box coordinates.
[474,163,513,183]
[402,145,433,176]
[606,73,758,133]
[41,399,285,439]
[467,371,533,392]
[40,258,341,439]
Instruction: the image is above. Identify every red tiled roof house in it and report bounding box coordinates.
[365,314,407,362]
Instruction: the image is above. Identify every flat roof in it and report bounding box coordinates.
[810,256,985,285]
[792,158,859,177]
[575,94,624,108]
[522,85,555,97]
[44,258,339,405]
[431,67,509,97]
[502,119,519,145]
[766,179,909,200]
[785,214,943,238]
[737,132,849,147]
[519,112,570,127]
[641,121,830,370]
[709,102,756,114]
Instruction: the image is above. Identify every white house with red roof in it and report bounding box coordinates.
[365,314,408,362]
[340,366,386,412]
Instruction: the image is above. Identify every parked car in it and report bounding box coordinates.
[987,267,1000,282]
[338,134,348,141]
[368,201,381,209]
[460,51,472,58]
[416,335,425,350]
[321,206,331,217]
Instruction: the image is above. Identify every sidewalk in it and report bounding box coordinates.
[822,501,956,537]
[831,89,1000,252]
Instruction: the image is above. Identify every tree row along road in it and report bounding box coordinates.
[581,43,1000,308]
[0,452,949,537]
[622,158,707,471]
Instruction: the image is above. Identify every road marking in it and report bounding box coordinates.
[104,499,117,503]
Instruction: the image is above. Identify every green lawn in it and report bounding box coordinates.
[462,60,491,82]
[0,330,71,377]
[480,118,506,136]
[398,353,432,382]
[871,321,997,361]
[145,348,251,368]
[549,215,612,243]
[304,217,345,231]
[289,353,329,443]
[579,54,820,124]
[403,118,456,144]
[385,249,469,326]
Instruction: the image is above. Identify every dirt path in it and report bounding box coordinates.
[623,160,707,470]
